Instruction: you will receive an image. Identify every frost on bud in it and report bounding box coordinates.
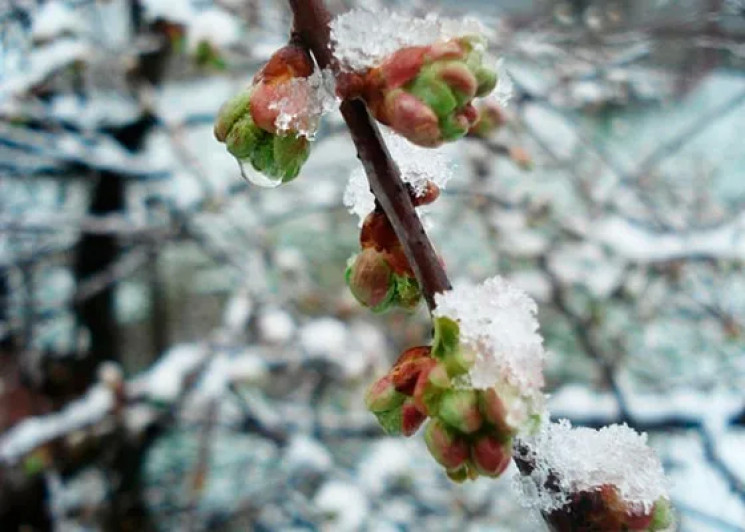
[470,433,512,478]
[432,276,547,436]
[424,419,469,471]
[363,37,498,146]
[213,43,317,187]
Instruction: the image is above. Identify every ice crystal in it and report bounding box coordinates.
[516,420,669,514]
[343,131,452,223]
[330,9,489,71]
[269,68,338,139]
[433,276,546,399]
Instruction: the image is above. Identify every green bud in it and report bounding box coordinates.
[474,66,498,97]
[393,275,422,310]
[214,90,253,142]
[407,74,458,118]
[424,419,470,470]
[365,374,406,413]
[438,389,483,434]
[432,316,473,376]
[225,114,265,159]
[649,497,674,531]
[374,406,403,436]
[248,134,276,174]
[440,113,469,141]
[273,133,310,182]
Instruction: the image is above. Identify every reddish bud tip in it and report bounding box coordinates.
[470,434,512,477]
[424,419,470,470]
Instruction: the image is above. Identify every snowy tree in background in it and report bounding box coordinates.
[1,0,744,530]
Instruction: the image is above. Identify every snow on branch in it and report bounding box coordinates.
[330,8,490,72]
[343,131,453,223]
[516,420,670,517]
[433,276,546,395]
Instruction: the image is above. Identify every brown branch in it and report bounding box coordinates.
[287,0,451,310]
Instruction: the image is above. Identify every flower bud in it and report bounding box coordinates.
[410,181,440,207]
[346,249,395,313]
[412,359,450,416]
[424,419,469,470]
[649,497,673,531]
[365,374,406,413]
[390,346,432,396]
[363,37,498,147]
[470,434,512,478]
[438,389,483,434]
[214,43,315,186]
[401,398,427,437]
[393,274,422,310]
[468,100,507,138]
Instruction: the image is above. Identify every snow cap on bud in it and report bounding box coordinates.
[438,389,483,434]
[432,276,547,436]
[364,36,499,146]
[470,433,512,477]
[516,420,672,528]
[424,419,469,471]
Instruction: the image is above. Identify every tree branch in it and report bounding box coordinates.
[287,0,451,310]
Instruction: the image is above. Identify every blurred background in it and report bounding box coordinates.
[0,0,744,530]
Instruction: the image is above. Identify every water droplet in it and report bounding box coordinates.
[238,159,282,188]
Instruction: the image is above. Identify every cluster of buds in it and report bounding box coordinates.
[366,316,538,481]
[345,181,440,312]
[360,36,498,147]
[214,43,314,185]
[545,486,673,532]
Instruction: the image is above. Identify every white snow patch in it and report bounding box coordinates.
[517,420,669,514]
[344,131,453,224]
[330,8,489,71]
[284,434,333,472]
[187,8,241,51]
[433,276,546,395]
[32,1,83,41]
[314,480,370,531]
[258,308,295,344]
[0,386,113,463]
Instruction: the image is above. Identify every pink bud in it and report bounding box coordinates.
[365,374,405,413]
[391,346,432,396]
[380,46,428,88]
[249,82,281,133]
[412,360,450,416]
[424,419,470,470]
[436,62,478,102]
[425,40,466,62]
[471,435,512,477]
[384,90,442,147]
[401,399,427,436]
[439,389,483,434]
